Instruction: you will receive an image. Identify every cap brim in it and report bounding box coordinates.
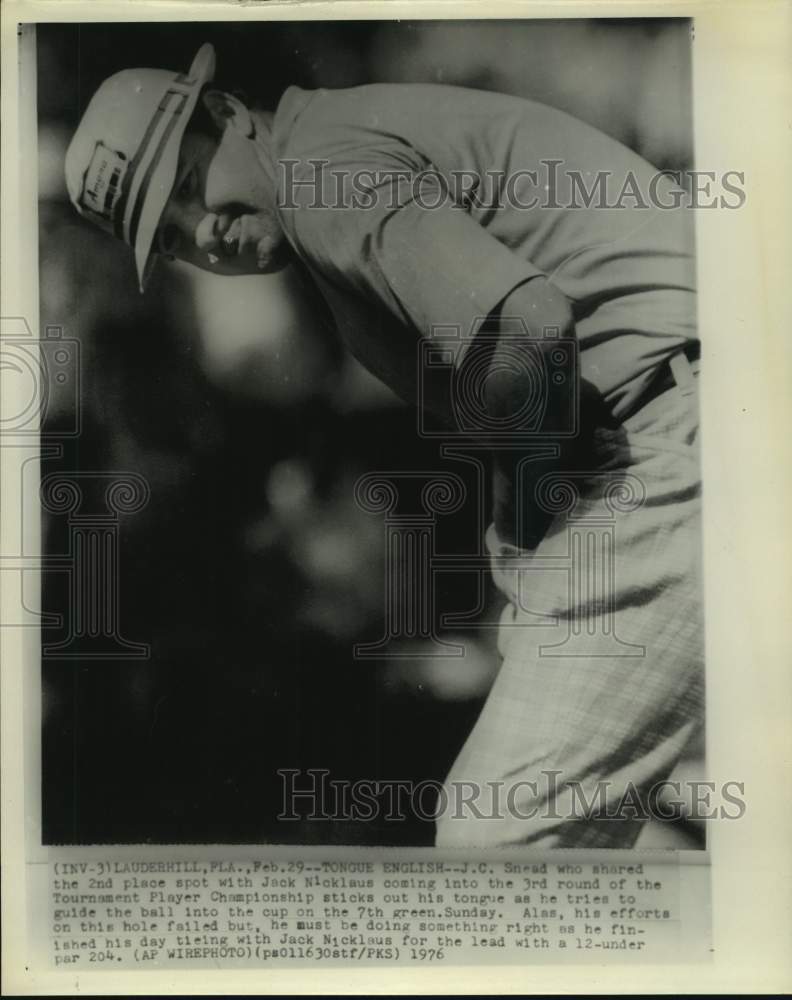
[133,43,216,291]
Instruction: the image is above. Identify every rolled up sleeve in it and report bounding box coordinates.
[279,154,544,362]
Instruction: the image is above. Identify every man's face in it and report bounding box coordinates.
[155,94,290,276]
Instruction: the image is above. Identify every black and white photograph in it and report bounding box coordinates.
[34,17,711,849]
[2,2,791,991]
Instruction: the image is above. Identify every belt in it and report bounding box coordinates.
[620,342,700,422]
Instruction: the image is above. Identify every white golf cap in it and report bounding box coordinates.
[64,43,216,291]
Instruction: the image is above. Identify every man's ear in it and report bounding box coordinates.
[201,89,253,137]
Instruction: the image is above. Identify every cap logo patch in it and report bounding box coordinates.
[81,142,128,225]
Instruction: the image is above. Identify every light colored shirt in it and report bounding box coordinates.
[272,82,697,423]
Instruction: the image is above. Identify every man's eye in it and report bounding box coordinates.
[177,169,196,199]
[157,223,180,255]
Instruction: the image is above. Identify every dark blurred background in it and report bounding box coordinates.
[38,19,693,844]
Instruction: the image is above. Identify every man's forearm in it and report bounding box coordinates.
[484,276,580,548]
[484,276,576,432]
